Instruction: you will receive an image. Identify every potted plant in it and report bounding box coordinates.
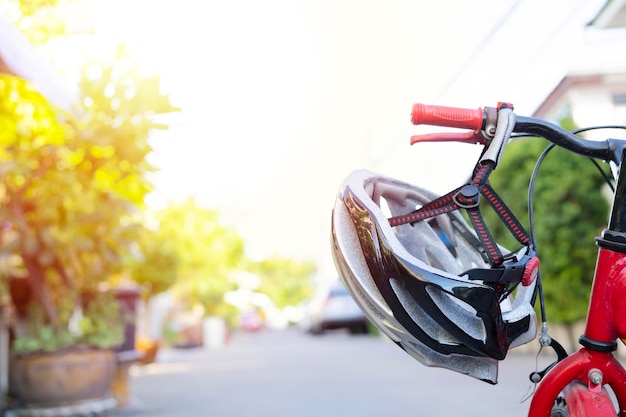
[8,289,123,411]
[0,51,177,412]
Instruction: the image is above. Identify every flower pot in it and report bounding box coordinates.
[9,347,116,410]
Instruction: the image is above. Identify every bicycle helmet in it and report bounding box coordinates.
[331,169,538,384]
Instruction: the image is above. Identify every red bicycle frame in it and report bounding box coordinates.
[529,149,626,416]
[529,247,626,416]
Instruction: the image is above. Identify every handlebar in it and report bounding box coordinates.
[514,116,616,163]
[411,103,625,165]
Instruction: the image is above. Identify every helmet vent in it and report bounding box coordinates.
[425,285,487,343]
[428,219,458,258]
[390,278,461,346]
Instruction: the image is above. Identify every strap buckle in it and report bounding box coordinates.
[464,248,539,285]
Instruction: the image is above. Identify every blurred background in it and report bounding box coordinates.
[2,0,626,416]
[9,0,626,264]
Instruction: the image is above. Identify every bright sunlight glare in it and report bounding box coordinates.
[45,0,607,272]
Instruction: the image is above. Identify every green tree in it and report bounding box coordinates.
[484,117,609,326]
[153,199,244,318]
[0,50,177,305]
[0,20,178,350]
[127,226,180,301]
[250,255,315,309]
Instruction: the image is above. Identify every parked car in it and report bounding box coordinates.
[303,280,369,335]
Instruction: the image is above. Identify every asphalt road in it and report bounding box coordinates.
[124,328,547,417]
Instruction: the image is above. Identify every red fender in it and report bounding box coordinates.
[562,381,616,417]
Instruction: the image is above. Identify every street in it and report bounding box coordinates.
[124,328,547,417]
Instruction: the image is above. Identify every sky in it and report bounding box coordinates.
[16,0,618,275]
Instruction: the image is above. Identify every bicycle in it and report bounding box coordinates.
[331,101,626,416]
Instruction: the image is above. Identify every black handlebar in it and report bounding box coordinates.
[515,115,626,238]
[514,116,624,165]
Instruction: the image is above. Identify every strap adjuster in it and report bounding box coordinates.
[464,249,539,285]
[453,185,480,208]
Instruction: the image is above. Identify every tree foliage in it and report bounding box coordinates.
[75,47,178,206]
[2,0,67,46]
[250,255,315,309]
[0,7,179,351]
[127,226,180,301]
[0,48,178,313]
[484,117,610,323]
[148,199,316,319]
[151,199,245,316]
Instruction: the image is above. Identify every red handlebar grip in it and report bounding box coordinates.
[411,103,484,131]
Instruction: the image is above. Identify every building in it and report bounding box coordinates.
[534,0,626,133]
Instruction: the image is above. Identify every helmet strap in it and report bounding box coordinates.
[388,159,531,269]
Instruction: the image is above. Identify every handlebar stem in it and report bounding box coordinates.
[601,147,626,247]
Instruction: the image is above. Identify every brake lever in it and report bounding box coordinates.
[410,131,486,145]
